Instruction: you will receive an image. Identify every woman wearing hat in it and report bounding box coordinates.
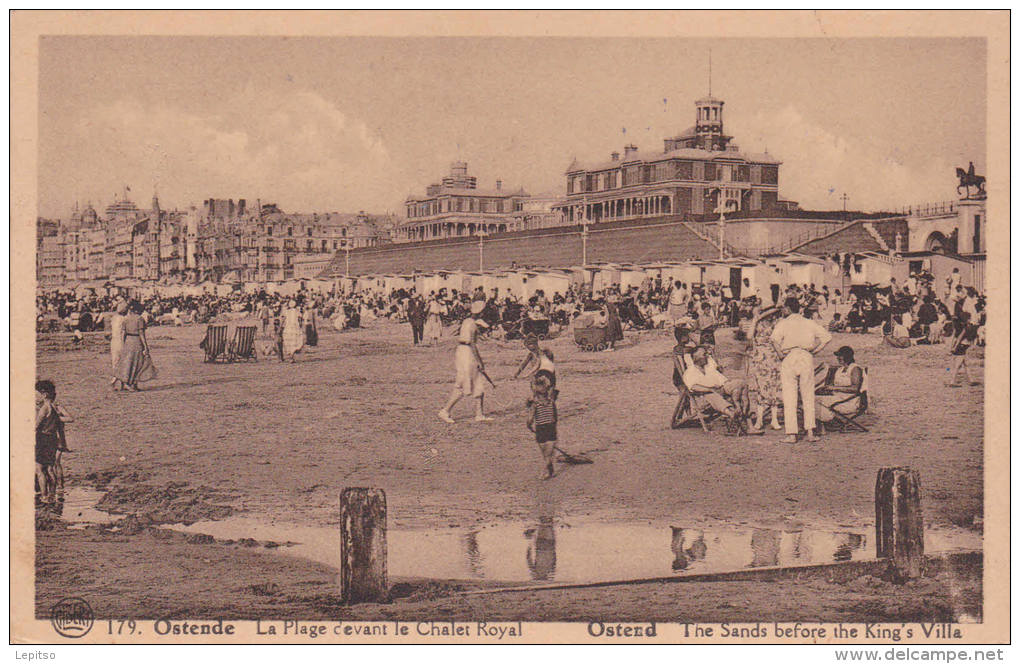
[109,299,129,390]
[816,345,866,426]
[114,301,155,391]
[438,300,492,423]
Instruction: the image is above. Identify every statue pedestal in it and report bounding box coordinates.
[957,197,986,255]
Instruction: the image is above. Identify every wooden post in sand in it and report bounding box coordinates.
[340,488,388,603]
[875,467,923,578]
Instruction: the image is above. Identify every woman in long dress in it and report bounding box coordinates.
[114,301,153,391]
[747,306,784,432]
[422,296,444,345]
[282,300,304,362]
[604,293,624,350]
[109,300,128,390]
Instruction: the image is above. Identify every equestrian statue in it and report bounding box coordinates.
[956,161,986,199]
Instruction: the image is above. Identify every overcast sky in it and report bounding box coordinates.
[38,36,985,218]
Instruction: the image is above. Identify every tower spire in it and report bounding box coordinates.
[708,48,712,96]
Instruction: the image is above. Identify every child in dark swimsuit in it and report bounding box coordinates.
[526,374,558,480]
[36,380,73,504]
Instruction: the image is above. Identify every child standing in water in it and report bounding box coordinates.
[526,374,558,480]
[35,380,73,503]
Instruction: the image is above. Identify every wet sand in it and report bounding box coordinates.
[34,317,984,620]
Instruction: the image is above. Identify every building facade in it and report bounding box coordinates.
[556,95,782,224]
[36,219,64,288]
[194,206,384,283]
[37,191,389,287]
[398,162,529,242]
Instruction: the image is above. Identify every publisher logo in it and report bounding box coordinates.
[50,597,94,638]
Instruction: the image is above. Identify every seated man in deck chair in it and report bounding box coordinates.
[816,345,868,431]
[682,345,752,432]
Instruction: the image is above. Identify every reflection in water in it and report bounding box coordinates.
[61,486,970,585]
[462,531,484,577]
[750,528,782,568]
[35,491,66,515]
[834,533,865,562]
[670,528,708,571]
[524,517,557,581]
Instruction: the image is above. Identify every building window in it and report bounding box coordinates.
[761,166,778,185]
[704,163,717,181]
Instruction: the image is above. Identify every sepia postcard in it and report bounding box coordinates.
[10,10,1011,649]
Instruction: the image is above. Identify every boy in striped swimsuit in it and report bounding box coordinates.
[526,373,558,480]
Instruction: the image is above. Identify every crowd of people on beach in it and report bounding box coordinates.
[35,263,986,485]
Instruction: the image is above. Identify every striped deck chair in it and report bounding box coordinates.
[228,325,258,362]
[199,324,228,362]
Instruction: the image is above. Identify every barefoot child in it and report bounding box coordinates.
[36,380,72,503]
[526,374,558,480]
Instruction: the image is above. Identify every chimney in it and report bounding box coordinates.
[611,151,620,162]
[624,144,638,158]
[496,180,502,191]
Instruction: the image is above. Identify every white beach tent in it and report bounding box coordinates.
[617,264,648,292]
[528,270,572,297]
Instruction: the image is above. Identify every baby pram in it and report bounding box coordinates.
[522,316,551,340]
[574,325,611,352]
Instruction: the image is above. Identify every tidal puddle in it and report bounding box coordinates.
[167,515,981,584]
[53,487,117,527]
[55,489,982,584]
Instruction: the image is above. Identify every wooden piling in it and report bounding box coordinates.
[340,488,387,603]
[875,467,924,578]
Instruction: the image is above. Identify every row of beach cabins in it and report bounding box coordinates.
[50,252,908,303]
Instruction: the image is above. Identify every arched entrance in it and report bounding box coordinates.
[925,231,949,254]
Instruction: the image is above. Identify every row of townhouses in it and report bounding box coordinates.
[36,191,395,287]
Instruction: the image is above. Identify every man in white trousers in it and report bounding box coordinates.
[771,296,832,443]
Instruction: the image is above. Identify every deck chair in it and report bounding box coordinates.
[816,366,870,433]
[671,387,714,430]
[228,325,258,362]
[199,324,228,362]
[678,352,745,434]
[671,350,718,430]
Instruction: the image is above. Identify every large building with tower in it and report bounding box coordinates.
[555,95,783,224]
[397,161,529,242]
